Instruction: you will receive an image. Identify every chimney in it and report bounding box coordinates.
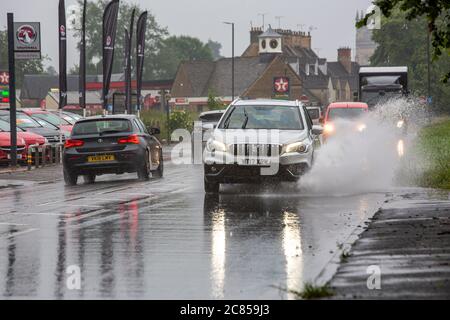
[338,47,352,74]
[250,27,263,44]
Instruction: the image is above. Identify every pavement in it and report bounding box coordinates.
[327,189,450,299]
[0,154,449,299]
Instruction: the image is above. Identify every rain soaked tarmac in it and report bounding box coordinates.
[0,162,391,299]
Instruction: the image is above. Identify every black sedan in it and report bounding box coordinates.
[63,115,163,185]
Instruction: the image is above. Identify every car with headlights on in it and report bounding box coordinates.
[322,102,369,141]
[203,99,323,193]
[63,115,163,185]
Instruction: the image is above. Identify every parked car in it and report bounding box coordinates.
[322,102,369,140]
[50,110,83,124]
[63,115,163,185]
[0,132,27,165]
[21,108,73,133]
[0,110,67,144]
[203,99,323,193]
[0,119,47,147]
[0,119,48,164]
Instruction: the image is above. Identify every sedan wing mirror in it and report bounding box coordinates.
[148,127,161,135]
[311,125,323,135]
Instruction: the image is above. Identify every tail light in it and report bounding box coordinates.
[118,134,140,144]
[64,139,84,149]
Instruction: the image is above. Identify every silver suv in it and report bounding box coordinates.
[203,99,323,193]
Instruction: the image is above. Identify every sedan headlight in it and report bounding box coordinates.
[206,139,227,152]
[357,123,367,132]
[282,141,310,154]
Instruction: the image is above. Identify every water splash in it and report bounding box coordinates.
[299,98,427,195]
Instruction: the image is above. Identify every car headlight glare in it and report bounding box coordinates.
[396,120,404,128]
[206,139,227,152]
[283,141,309,154]
[324,123,334,134]
[357,123,367,132]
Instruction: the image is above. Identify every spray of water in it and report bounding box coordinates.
[299,98,427,195]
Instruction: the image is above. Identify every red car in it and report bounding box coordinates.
[0,119,47,164]
[21,108,73,133]
[323,102,369,139]
[0,133,27,165]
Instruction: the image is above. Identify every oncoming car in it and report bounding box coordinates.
[203,99,323,193]
[63,115,163,185]
[323,102,369,140]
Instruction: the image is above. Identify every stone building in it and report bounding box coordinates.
[171,26,360,111]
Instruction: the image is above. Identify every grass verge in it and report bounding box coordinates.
[413,118,450,189]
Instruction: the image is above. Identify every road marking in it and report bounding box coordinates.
[10,212,67,216]
[38,197,85,206]
[0,222,29,226]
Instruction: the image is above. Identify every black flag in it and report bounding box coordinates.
[102,0,120,110]
[79,0,87,110]
[136,11,147,111]
[58,0,67,109]
[125,9,135,114]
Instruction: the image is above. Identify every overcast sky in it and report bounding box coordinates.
[0,0,373,71]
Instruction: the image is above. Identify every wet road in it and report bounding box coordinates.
[0,161,387,299]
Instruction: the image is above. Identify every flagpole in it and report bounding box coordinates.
[58,0,67,145]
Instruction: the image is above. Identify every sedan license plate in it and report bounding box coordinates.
[238,158,271,166]
[88,155,115,162]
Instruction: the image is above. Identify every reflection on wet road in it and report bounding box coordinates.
[0,163,386,299]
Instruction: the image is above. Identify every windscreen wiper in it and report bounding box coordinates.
[222,106,235,129]
[242,107,249,129]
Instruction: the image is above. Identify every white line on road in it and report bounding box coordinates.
[0,222,29,226]
[5,228,38,239]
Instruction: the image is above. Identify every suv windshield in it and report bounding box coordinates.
[328,108,367,120]
[219,105,304,130]
[199,112,223,123]
[72,119,132,135]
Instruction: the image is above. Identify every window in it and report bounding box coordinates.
[219,105,304,130]
[270,39,279,49]
[72,119,132,135]
[327,108,367,120]
[261,39,266,49]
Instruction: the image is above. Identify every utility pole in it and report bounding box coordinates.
[223,22,235,101]
[7,13,17,168]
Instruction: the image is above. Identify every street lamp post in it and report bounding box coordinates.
[223,22,235,101]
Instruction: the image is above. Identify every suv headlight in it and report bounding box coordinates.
[282,141,310,154]
[396,120,404,128]
[206,139,227,152]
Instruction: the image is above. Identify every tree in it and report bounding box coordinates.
[152,35,214,79]
[0,30,46,88]
[72,0,168,77]
[370,9,450,112]
[357,0,450,82]
[207,39,223,61]
[207,89,226,110]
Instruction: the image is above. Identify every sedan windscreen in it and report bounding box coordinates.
[72,119,132,135]
[307,108,320,120]
[32,113,71,126]
[220,105,304,130]
[327,108,367,120]
[0,114,42,128]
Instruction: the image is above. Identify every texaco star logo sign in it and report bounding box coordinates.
[0,72,9,85]
[274,77,289,94]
